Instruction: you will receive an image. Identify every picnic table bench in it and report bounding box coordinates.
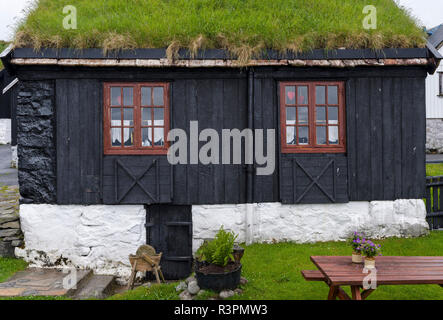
[302,256,443,300]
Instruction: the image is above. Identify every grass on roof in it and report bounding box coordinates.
[14,0,426,62]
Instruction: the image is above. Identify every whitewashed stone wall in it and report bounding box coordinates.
[0,119,11,144]
[426,119,443,153]
[17,200,428,278]
[16,204,146,280]
[193,200,429,252]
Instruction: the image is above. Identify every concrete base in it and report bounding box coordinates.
[17,200,429,279]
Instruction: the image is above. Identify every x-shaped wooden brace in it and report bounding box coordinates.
[295,159,335,203]
[115,159,158,203]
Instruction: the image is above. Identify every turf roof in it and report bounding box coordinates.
[14,0,426,60]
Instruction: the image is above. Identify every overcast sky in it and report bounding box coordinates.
[0,0,441,41]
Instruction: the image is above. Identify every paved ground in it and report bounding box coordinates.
[0,145,17,187]
[427,154,443,163]
[0,268,91,297]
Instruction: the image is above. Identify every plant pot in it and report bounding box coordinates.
[233,245,245,263]
[195,263,242,292]
[364,257,376,269]
[352,252,363,264]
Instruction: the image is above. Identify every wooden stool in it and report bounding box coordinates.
[127,245,166,290]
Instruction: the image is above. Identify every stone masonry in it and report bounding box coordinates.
[0,186,23,257]
[16,81,56,203]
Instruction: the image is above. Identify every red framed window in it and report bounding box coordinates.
[280,81,346,153]
[104,83,169,155]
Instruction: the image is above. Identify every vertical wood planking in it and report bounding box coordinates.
[382,78,394,200]
[355,78,371,200]
[370,77,383,199]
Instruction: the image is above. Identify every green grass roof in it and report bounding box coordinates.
[14,0,426,59]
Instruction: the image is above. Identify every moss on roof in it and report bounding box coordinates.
[14,0,426,60]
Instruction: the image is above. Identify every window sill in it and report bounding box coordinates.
[104,148,168,155]
[281,146,346,154]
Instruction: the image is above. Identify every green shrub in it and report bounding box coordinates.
[196,226,238,267]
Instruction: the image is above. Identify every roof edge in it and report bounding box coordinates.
[10,47,431,61]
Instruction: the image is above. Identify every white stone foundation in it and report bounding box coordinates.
[17,200,428,279]
[16,204,146,280]
[192,200,429,252]
[0,119,11,144]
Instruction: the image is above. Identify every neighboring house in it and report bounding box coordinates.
[426,25,443,153]
[1,2,440,280]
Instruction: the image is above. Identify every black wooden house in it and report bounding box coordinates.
[2,45,441,278]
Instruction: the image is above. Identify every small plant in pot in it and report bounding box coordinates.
[360,240,382,269]
[195,226,242,292]
[348,231,364,264]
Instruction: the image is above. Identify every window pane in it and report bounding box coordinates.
[298,127,309,145]
[328,86,338,104]
[142,108,152,126]
[154,128,164,146]
[154,108,164,126]
[111,128,121,147]
[316,106,326,124]
[153,87,164,106]
[328,106,338,125]
[111,87,121,106]
[298,107,308,124]
[316,126,326,145]
[123,108,133,126]
[286,107,296,125]
[286,126,296,145]
[142,128,152,147]
[328,126,339,144]
[123,87,133,106]
[141,87,152,106]
[316,86,326,105]
[285,86,295,105]
[297,86,308,105]
[123,128,134,146]
[111,108,121,126]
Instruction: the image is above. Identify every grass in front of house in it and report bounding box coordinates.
[111,231,443,300]
[427,163,443,177]
[15,0,425,57]
[0,257,27,283]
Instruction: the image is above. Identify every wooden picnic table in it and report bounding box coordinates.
[308,256,443,300]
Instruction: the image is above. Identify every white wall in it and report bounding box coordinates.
[17,201,429,280]
[426,46,443,119]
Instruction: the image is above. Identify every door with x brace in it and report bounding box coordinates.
[103,156,173,204]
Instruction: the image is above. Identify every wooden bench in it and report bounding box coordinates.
[301,270,326,282]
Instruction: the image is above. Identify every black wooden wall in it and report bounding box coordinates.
[16,65,427,205]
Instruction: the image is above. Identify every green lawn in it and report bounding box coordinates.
[1,232,442,300]
[427,163,443,177]
[15,0,425,57]
[113,232,443,300]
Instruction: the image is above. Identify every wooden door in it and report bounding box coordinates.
[146,204,193,279]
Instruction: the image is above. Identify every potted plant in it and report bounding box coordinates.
[195,226,242,291]
[360,240,382,269]
[348,231,364,264]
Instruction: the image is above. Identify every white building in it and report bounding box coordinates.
[426,25,443,153]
